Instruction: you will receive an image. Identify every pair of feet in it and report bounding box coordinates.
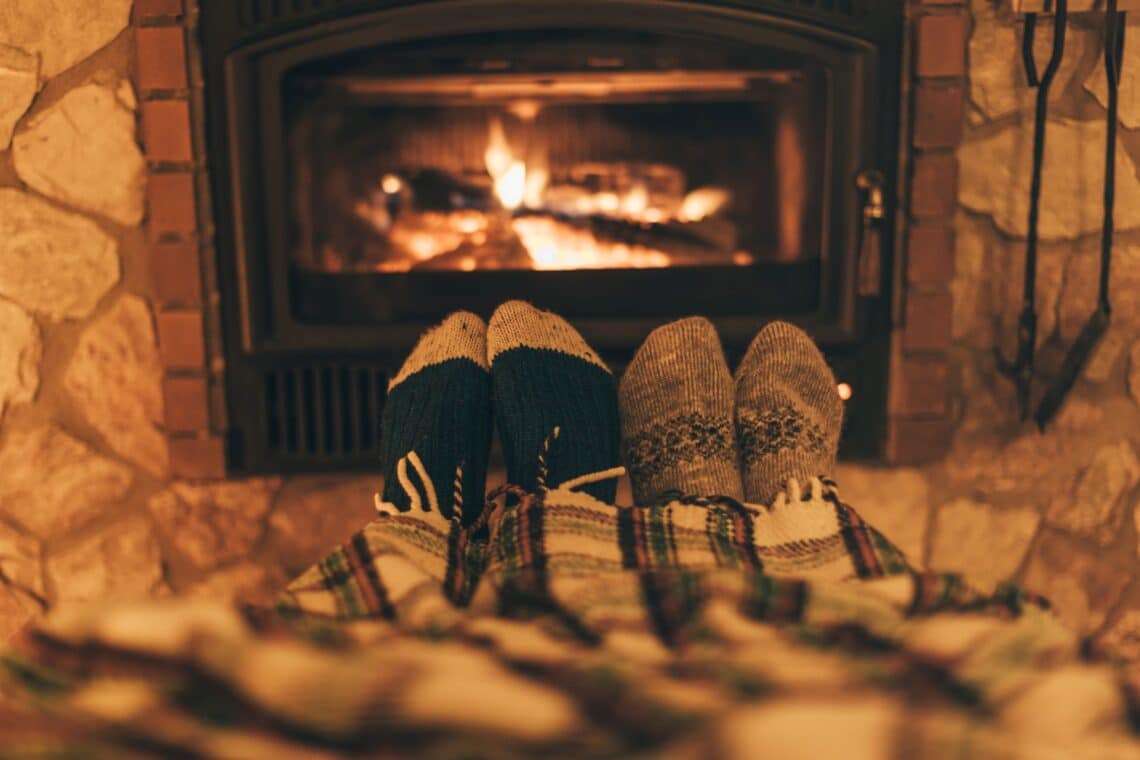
[621,317,844,507]
[378,301,844,526]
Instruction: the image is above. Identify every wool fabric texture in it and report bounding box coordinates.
[734,320,844,505]
[618,317,744,505]
[379,311,492,525]
[487,301,620,502]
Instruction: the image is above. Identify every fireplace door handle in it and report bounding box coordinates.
[855,169,886,296]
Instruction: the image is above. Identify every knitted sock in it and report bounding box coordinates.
[618,317,743,505]
[487,301,620,502]
[379,311,492,525]
[734,321,844,505]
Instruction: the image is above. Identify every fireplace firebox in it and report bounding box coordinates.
[199,0,903,473]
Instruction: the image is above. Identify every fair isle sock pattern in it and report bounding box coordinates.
[618,317,744,505]
[734,320,844,506]
[379,311,492,525]
[487,301,621,503]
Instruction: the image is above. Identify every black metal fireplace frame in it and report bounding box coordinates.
[198,0,904,473]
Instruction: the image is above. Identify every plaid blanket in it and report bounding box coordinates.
[2,476,1139,759]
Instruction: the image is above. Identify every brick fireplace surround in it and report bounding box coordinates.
[3,0,1140,661]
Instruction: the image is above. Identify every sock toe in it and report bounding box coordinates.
[734,321,844,505]
[380,311,492,523]
[619,317,743,505]
[488,300,608,371]
[488,301,620,501]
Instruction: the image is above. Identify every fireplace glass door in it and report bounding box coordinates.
[201,0,900,471]
[282,29,834,325]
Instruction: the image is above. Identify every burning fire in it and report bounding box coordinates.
[343,116,752,272]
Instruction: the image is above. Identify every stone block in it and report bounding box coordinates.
[148,478,282,570]
[0,298,40,423]
[12,82,145,227]
[48,516,165,606]
[265,476,381,576]
[0,44,37,151]
[0,422,133,539]
[64,295,169,479]
[929,499,1039,583]
[0,0,132,79]
[1023,530,1131,634]
[959,119,1140,240]
[0,189,120,321]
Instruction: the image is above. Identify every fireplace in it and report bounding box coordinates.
[198,0,903,473]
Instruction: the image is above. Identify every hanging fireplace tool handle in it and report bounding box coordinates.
[996,0,1068,421]
[1034,0,1125,429]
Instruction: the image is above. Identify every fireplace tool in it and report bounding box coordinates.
[1034,0,1127,428]
[996,0,1067,421]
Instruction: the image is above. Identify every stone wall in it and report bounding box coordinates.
[3,0,1140,663]
[0,1,375,640]
[843,1,1140,658]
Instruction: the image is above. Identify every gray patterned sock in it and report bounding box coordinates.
[619,317,744,505]
[734,321,844,505]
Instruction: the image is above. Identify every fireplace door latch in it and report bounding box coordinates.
[856,169,886,296]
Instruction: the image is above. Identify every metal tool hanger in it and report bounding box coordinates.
[1034,0,1127,428]
[997,0,1069,421]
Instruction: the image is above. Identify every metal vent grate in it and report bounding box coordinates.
[263,364,387,460]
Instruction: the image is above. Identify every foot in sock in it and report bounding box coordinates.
[618,317,744,505]
[487,301,621,502]
[379,311,492,525]
[734,321,844,505]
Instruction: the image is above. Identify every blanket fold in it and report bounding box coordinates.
[2,479,1138,759]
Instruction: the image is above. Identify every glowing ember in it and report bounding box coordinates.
[495,161,527,210]
[512,217,671,270]
[678,187,731,222]
[380,173,403,194]
[483,118,514,181]
[328,116,755,272]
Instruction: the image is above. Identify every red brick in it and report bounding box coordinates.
[147,172,197,236]
[142,100,193,162]
[135,27,187,91]
[134,0,183,19]
[916,14,968,78]
[151,241,203,305]
[907,224,956,283]
[156,309,206,369]
[913,84,965,148]
[886,416,953,465]
[163,375,211,431]
[903,290,954,351]
[891,356,950,416]
[169,436,227,480]
[910,153,958,218]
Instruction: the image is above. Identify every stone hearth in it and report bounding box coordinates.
[2,0,1140,663]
